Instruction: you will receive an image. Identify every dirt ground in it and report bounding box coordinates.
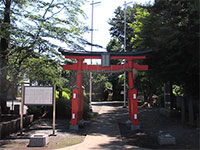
[117,106,200,149]
[0,119,89,150]
[0,102,199,150]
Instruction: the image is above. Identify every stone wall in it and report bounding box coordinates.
[0,115,34,139]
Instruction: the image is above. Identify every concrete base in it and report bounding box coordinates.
[29,134,49,147]
[126,120,132,127]
[70,125,79,130]
[158,134,176,145]
[78,120,85,127]
[131,125,140,131]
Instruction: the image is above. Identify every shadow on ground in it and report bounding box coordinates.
[0,119,89,150]
[90,101,199,150]
[0,101,199,150]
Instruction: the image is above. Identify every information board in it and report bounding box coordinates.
[24,86,54,105]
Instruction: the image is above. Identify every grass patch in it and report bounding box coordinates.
[48,136,84,149]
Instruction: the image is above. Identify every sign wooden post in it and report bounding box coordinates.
[52,85,56,135]
[20,83,24,135]
[23,86,55,134]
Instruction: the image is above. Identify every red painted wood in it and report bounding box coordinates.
[134,63,148,70]
[79,88,83,120]
[71,88,79,126]
[128,89,132,122]
[63,64,77,70]
[63,63,148,71]
[76,59,84,122]
[132,89,139,126]
[128,60,134,122]
[76,59,83,89]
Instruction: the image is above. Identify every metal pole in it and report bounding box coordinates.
[89,0,101,105]
[89,0,94,105]
[123,1,133,108]
[123,1,127,108]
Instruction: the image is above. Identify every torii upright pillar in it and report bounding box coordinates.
[127,60,139,130]
[70,58,84,130]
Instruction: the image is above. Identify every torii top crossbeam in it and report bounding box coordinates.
[59,48,151,72]
[59,48,151,59]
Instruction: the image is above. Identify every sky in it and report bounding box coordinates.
[81,0,154,52]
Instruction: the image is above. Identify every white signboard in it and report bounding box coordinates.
[24,86,54,105]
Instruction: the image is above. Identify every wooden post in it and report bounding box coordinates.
[52,85,56,135]
[20,83,24,135]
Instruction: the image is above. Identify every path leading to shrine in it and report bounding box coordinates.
[58,101,141,150]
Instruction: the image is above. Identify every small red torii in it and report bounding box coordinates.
[59,48,151,130]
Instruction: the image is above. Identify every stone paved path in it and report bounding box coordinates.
[57,102,141,150]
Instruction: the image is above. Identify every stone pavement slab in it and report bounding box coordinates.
[57,102,142,150]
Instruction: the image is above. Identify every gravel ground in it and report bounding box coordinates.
[117,106,200,149]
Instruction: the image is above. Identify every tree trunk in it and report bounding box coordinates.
[59,90,62,98]
[188,97,194,125]
[0,0,11,113]
[164,82,172,109]
[181,97,185,124]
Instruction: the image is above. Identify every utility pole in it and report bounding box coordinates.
[89,0,101,105]
[123,1,132,108]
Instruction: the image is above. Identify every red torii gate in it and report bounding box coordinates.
[59,48,150,130]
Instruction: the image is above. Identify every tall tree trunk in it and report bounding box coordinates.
[0,0,11,113]
[188,97,194,125]
[181,97,185,124]
[164,81,172,109]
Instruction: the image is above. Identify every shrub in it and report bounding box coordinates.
[27,91,92,120]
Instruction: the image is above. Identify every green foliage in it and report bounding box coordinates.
[24,56,63,85]
[56,91,70,99]
[82,94,92,119]
[125,0,199,99]
[55,97,72,119]
[143,0,199,98]
[106,38,122,53]
[172,85,184,96]
[104,82,112,91]
[129,7,150,49]
[108,4,141,51]
[28,92,91,120]
[0,0,87,104]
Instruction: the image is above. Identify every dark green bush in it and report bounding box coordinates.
[56,97,71,119]
[27,105,49,119]
[27,92,92,120]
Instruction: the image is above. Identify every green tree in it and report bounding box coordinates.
[129,7,150,50]
[0,0,86,112]
[108,4,140,51]
[130,0,199,99]
[106,38,124,100]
